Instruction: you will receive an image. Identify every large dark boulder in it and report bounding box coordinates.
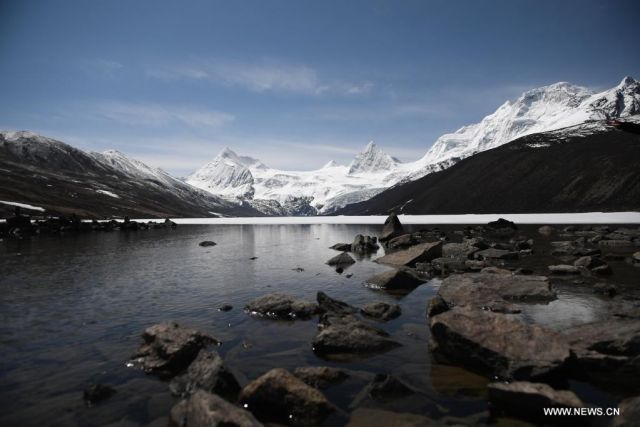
[317,291,357,316]
[379,213,403,242]
[360,302,401,321]
[169,349,241,400]
[351,234,379,254]
[169,390,263,427]
[244,294,318,320]
[376,241,443,267]
[132,322,217,378]
[238,368,335,426]
[326,252,356,266]
[430,307,571,380]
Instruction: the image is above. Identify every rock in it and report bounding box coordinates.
[573,255,605,269]
[244,294,318,320]
[376,241,443,267]
[550,241,576,255]
[548,264,580,274]
[169,350,241,399]
[592,264,613,275]
[313,313,400,358]
[464,260,486,271]
[563,319,640,389]
[474,248,518,260]
[346,408,437,427]
[217,304,233,312]
[317,291,357,315]
[380,213,403,242]
[442,242,478,258]
[293,366,349,389]
[326,252,356,266]
[538,225,556,235]
[488,381,583,420]
[430,307,571,380]
[329,243,351,251]
[238,368,335,426]
[351,234,379,254]
[612,396,640,427]
[435,273,556,313]
[360,302,401,321]
[480,266,511,275]
[199,241,217,247]
[486,218,517,237]
[592,282,617,297]
[386,233,418,250]
[599,239,632,247]
[132,322,217,377]
[169,390,262,427]
[427,295,449,318]
[431,257,467,275]
[364,269,426,290]
[365,374,415,400]
[83,384,116,406]
[633,251,640,264]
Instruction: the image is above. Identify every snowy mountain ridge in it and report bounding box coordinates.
[188,76,639,214]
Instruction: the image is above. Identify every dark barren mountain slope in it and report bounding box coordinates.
[0,131,262,219]
[336,121,640,215]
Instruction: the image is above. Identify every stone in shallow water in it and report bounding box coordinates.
[351,234,379,254]
[132,321,217,378]
[170,390,262,427]
[548,264,580,274]
[434,273,556,313]
[169,349,240,400]
[364,269,426,290]
[198,241,217,247]
[488,381,583,421]
[83,384,116,406]
[376,241,443,267]
[379,212,403,242]
[238,368,335,426]
[313,313,400,359]
[329,242,351,251]
[430,307,571,380]
[360,301,401,321]
[244,294,318,320]
[316,291,357,315]
[474,248,518,260]
[326,252,356,266]
[293,366,349,389]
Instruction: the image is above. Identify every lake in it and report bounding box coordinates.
[0,222,638,426]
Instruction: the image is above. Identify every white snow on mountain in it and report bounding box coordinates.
[422,76,640,164]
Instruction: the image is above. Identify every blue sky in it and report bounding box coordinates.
[1,0,638,174]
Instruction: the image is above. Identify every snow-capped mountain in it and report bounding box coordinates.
[422,76,640,164]
[0,131,261,218]
[187,76,638,215]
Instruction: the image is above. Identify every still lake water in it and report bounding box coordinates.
[0,223,638,426]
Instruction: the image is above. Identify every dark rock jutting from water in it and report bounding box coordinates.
[169,349,241,400]
[170,390,263,427]
[244,294,319,320]
[376,241,443,267]
[379,213,404,242]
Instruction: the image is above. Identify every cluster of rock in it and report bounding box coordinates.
[0,207,176,238]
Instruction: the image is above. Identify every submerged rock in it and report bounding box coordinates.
[365,374,415,400]
[379,213,403,242]
[317,291,357,316]
[548,264,581,274]
[245,294,318,320]
[170,390,262,427]
[360,302,401,321]
[430,307,571,380]
[238,368,335,426]
[326,252,356,266]
[364,269,426,290]
[83,384,116,406]
[592,282,617,297]
[293,366,349,389]
[386,233,417,250]
[346,408,436,427]
[199,241,217,247]
[538,225,556,235]
[488,381,583,420]
[217,304,233,312]
[132,322,217,378]
[474,248,518,260]
[169,349,241,400]
[376,241,443,267]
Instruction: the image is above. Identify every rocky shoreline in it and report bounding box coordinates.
[75,214,640,426]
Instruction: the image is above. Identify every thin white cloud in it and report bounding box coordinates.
[148,59,372,96]
[94,102,235,128]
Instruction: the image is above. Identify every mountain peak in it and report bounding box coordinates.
[322,160,339,168]
[348,141,399,175]
[619,75,637,88]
